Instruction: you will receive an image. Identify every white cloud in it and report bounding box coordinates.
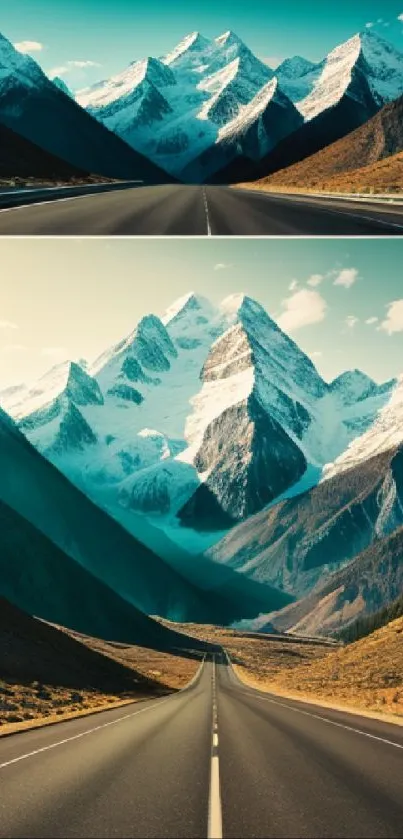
[398,12,403,20]
[365,316,378,325]
[214,262,232,271]
[277,288,327,332]
[0,320,17,330]
[14,40,44,54]
[307,273,323,287]
[289,279,299,291]
[365,21,374,27]
[310,351,322,358]
[334,268,358,289]
[379,299,403,334]
[49,59,101,78]
[40,346,68,357]
[345,315,359,328]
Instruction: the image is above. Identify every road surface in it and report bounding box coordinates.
[1,184,403,235]
[1,655,402,838]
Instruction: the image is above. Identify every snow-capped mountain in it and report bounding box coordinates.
[0,30,169,181]
[323,375,403,480]
[1,293,396,553]
[76,30,300,179]
[75,28,403,180]
[286,31,403,121]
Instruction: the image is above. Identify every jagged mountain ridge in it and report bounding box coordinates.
[76,28,403,181]
[1,292,396,555]
[77,30,300,179]
[208,443,403,603]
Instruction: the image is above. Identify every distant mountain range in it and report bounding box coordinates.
[76,29,403,181]
[2,27,403,184]
[3,292,403,638]
[2,292,395,550]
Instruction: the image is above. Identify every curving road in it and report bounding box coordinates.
[1,184,403,235]
[1,655,403,838]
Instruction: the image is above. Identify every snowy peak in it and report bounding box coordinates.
[163,31,211,66]
[296,29,403,120]
[215,30,242,47]
[77,56,175,111]
[329,369,378,403]
[162,292,214,325]
[0,30,48,89]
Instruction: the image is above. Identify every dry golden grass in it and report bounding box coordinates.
[234,618,403,720]
[0,601,201,737]
[236,152,403,196]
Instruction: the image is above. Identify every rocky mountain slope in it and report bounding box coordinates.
[246,95,403,192]
[0,405,286,625]
[0,32,169,181]
[1,294,395,559]
[77,30,302,180]
[208,442,403,600]
[76,29,403,182]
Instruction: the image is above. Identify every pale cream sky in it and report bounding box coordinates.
[1,237,403,389]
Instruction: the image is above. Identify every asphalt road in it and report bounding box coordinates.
[1,184,403,235]
[1,655,403,838]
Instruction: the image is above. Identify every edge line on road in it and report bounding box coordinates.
[224,651,403,751]
[0,653,206,771]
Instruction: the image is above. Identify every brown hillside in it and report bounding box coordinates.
[249,96,403,192]
[236,615,403,719]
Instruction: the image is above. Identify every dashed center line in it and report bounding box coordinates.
[208,657,223,839]
[202,188,212,236]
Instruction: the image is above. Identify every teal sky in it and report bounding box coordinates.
[1,238,403,390]
[4,1,403,87]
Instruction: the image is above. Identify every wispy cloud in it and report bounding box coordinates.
[0,320,17,330]
[48,60,101,78]
[345,315,359,328]
[334,268,358,289]
[365,316,378,325]
[214,262,232,271]
[289,279,299,291]
[14,40,44,54]
[307,274,324,287]
[398,13,403,21]
[310,350,322,358]
[277,288,327,332]
[379,300,403,334]
[365,21,374,28]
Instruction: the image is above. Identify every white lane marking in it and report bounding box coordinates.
[0,653,206,771]
[240,190,403,231]
[0,183,144,215]
[225,653,403,752]
[252,694,403,751]
[0,698,172,770]
[208,657,223,839]
[202,188,212,236]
